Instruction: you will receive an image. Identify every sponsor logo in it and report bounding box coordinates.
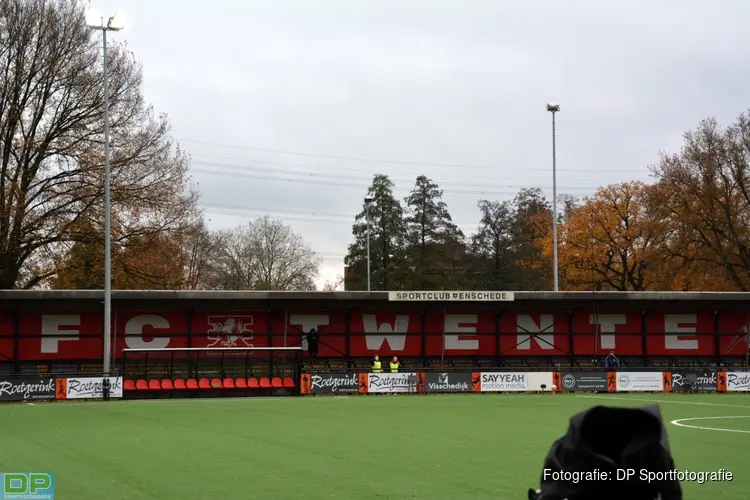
[1,473,54,500]
[368,373,418,393]
[65,377,123,399]
[425,373,471,392]
[309,374,358,393]
[615,372,662,391]
[480,372,528,391]
[0,378,55,402]
[671,371,717,389]
[206,315,255,348]
[559,372,608,391]
[727,372,750,391]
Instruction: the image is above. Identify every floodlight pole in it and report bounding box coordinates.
[547,104,560,292]
[89,16,122,376]
[365,200,372,291]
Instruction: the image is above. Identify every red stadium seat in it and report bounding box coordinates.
[271,377,283,388]
[283,377,296,389]
[259,377,272,389]
[235,378,247,389]
[136,379,148,391]
[198,378,211,389]
[186,378,199,390]
[173,379,187,390]
[210,378,223,389]
[223,378,235,389]
[247,378,260,389]
[148,380,161,390]
[161,379,174,390]
[124,379,136,391]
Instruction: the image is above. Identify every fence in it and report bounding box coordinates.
[2,369,748,403]
[300,369,750,394]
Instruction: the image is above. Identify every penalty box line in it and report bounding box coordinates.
[575,394,750,410]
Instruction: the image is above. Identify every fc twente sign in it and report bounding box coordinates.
[388,291,514,302]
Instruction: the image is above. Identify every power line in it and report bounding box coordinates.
[180,138,646,174]
[190,159,603,192]
[201,201,480,226]
[191,167,592,197]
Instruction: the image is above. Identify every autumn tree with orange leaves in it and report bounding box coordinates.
[551,182,663,291]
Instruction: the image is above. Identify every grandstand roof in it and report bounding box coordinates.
[0,290,748,302]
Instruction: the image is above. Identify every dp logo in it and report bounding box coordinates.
[1,473,54,499]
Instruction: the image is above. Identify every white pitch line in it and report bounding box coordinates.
[576,394,750,409]
[671,416,750,434]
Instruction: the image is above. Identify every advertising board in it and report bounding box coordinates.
[560,372,608,391]
[0,377,56,402]
[366,373,419,393]
[479,372,528,391]
[57,377,124,399]
[614,372,664,392]
[305,373,358,393]
[423,372,472,393]
[670,371,718,391]
[725,371,750,392]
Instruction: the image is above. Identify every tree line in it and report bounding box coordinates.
[343,112,750,292]
[4,0,750,292]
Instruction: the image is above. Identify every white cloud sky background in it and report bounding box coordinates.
[90,0,750,288]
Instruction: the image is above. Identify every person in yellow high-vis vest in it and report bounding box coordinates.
[390,356,400,373]
[372,355,382,373]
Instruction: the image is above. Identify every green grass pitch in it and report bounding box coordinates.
[1,393,748,499]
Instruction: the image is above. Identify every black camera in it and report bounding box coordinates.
[528,405,682,500]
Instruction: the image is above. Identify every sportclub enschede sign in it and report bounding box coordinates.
[388,291,514,302]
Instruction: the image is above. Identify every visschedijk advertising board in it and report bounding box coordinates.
[423,372,472,393]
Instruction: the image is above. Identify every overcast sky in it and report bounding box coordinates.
[90,0,750,288]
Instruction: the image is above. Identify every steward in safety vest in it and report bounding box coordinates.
[390,356,400,373]
[372,355,382,373]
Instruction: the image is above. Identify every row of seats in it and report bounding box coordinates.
[124,377,296,391]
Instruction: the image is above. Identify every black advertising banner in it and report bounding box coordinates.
[671,371,718,391]
[308,373,359,393]
[560,372,608,392]
[423,372,473,393]
[0,377,56,402]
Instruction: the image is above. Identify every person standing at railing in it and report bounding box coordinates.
[306,328,319,357]
[390,356,400,373]
[372,355,382,373]
[102,377,111,401]
[604,351,620,370]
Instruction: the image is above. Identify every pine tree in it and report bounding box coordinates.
[469,199,516,289]
[344,174,407,290]
[403,175,465,289]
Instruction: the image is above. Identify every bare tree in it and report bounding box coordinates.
[321,275,344,291]
[208,216,320,290]
[0,0,197,288]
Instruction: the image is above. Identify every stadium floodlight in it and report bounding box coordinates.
[87,11,127,376]
[546,103,560,292]
[364,197,374,291]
